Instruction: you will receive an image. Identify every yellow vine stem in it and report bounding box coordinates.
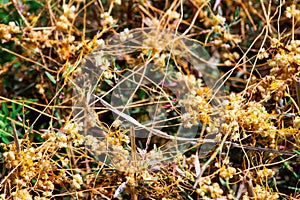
[284,92,300,114]
[0,46,57,73]
[0,96,60,121]
[193,127,231,189]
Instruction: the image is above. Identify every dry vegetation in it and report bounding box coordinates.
[0,0,300,199]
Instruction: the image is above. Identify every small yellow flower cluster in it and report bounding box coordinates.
[220,93,276,140]
[2,124,106,197]
[201,12,241,48]
[84,135,106,155]
[71,174,84,189]
[213,14,226,26]
[36,177,55,196]
[40,130,56,141]
[285,5,300,18]
[0,21,20,42]
[106,129,130,146]
[112,119,123,128]
[11,189,33,200]
[211,31,241,48]
[245,75,288,103]
[24,29,53,49]
[94,50,110,69]
[257,48,269,59]
[256,167,275,182]
[267,39,300,79]
[144,17,160,27]
[287,40,300,55]
[166,9,180,20]
[56,4,77,31]
[195,177,224,199]
[142,29,177,56]
[88,129,162,176]
[110,144,131,172]
[222,51,240,64]
[21,24,77,60]
[113,0,121,5]
[153,53,168,67]
[119,28,133,42]
[57,35,77,60]
[219,166,237,180]
[3,149,18,169]
[177,73,212,128]
[103,130,137,172]
[35,82,49,95]
[84,50,114,79]
[181,109,199,128]
[3,141,56,197]
[101,12,115,28]
[143,34,165,54]
[294,116,300,129]
[61,122,84,146]
[96,38,105,48]
[202,12,226,28]
[242,185,279,200]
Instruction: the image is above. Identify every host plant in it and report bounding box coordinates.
[0,0,300,199]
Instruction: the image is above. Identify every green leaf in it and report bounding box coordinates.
[31,178,37,185]
[234,6,240,19]
[219,177,227,186]
[45,71,56,84]
[138,89,147,99]
[11,102,17,118]
[0,120,5,128]
[2,102,9,116]
[294,149,300,155]
[16,103,22,113]
[280,156,299,179]
[68,65,73,72]
[0,129,12,144]
[1,136,10,144]
[0,0,9,5]
[27,98,38,103]
[13,61,21,68]
[147,49,152,58]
